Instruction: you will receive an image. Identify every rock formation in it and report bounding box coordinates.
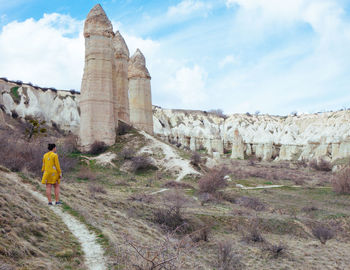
[0,108,5,125]
[231,129,245,159]
[79,4,116,151]
[113,31,130,124]
[153,107,350,163]
[128,49,153,134]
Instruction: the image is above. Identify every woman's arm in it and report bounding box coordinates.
[41,157,45,172]
[54,154,62,178]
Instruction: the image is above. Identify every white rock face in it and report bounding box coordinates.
[153,107,350,162]
[0,108,4,125]
[128,49,153,134]
[0,80,80,133]
[79,4,117,151]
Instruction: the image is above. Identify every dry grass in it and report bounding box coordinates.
[0,172,84,269]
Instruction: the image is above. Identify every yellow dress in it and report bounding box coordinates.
[41,152,61,184]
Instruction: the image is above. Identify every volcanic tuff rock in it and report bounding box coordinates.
[0,79,79,132]
[128,49,153,134]
[153,107,350,162]
[79,4,117,151]
[113,31,130,123]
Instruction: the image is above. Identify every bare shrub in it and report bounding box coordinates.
[302,205,318,212]
[312,223,335,245]
[309,158,332,171]
[190,151,201,167]
[128,193,153,204]
[199,167,230,194]
[263,242,286,258]
[131,156,157,173]
[117,121,132,135]
[88,141,108,155]
[77,167,97,181]
[209,109,227,119]
[216,240,242,270]
[332,167,350,194]
[190,226,211,243]
[163,181,194,189]
[237,196,266,211]
[120,147,135,160]
[154,190,190,233]
[124,232,192,270]
[243,220,265,243]
[89,184,107,196]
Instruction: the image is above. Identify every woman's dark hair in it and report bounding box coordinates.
[48,143,56,151]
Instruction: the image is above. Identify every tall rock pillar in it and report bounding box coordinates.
[113,31,130,124]
[128,49,153,134]
[79,4,116,151]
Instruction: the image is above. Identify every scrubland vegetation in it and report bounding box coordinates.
[1,114,350,269]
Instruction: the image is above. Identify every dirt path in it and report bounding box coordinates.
[9,173,107,270]
[140,131,199,195]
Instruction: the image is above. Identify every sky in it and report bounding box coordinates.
[0,0,350,115]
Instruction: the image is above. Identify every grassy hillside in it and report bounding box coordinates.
[1,116,350,269]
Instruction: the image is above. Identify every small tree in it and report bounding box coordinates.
[25,119,46,140]
[198,167,230,194]
[332,166,350,194]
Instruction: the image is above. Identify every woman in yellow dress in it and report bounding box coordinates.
[41,143,62,205]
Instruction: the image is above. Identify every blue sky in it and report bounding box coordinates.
[1,0,350,115]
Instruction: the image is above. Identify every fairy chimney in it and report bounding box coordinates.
[231,129,245,159]
[128,49,153,134]
[113,31,130,124]
[79,4,116,151]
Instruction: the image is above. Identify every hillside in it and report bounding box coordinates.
[1,117,350,269]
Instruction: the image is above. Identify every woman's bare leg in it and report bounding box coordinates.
[46,184,52,203]
[54,183,60,202]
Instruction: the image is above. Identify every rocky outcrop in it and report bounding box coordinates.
[79,4,116,151]
[153,107,350,162]
[0,108,5,125]
[231,129,244,159]
[113,31,130,123]
[0,79,80,132]
[128,49,153,134]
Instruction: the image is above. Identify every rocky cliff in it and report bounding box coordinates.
[1,78,349,162]
[0,79,80,133]
[153,107,350,163]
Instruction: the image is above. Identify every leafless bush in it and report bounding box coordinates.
[198,192,217,205]
[189,226,211,243]
[88,141,108,155]
[312,223,335,244]
[117,121,132,135]
[302,206,318,212]
[332,167,350,194]
[154,190,190,233]
[190,151,201,167]
[243,220,265,243]
[209,109,227,119]
[263,242,286,258]
[88,184,107,196]
[199,167,230,194]
[216,240,242,270]
[163,181,194,189]
[309,158,332,171]
[237,196,266,211]
[124,232,192,270]
[128,193,153,204]
[77,167,97,181]
[120,147,135,160]
[131,156,157,173]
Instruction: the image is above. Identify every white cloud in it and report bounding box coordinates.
[219,55,236,68]
[167,0,212,17]
[164,65,208,107]
[0,13,84,90]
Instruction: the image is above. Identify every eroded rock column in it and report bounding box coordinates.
[113,31,130,124]
[231,129,245,159]
[128,49,153,134]
[79,4,116,151]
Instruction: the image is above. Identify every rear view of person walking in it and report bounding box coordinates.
[41,143,62,205]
